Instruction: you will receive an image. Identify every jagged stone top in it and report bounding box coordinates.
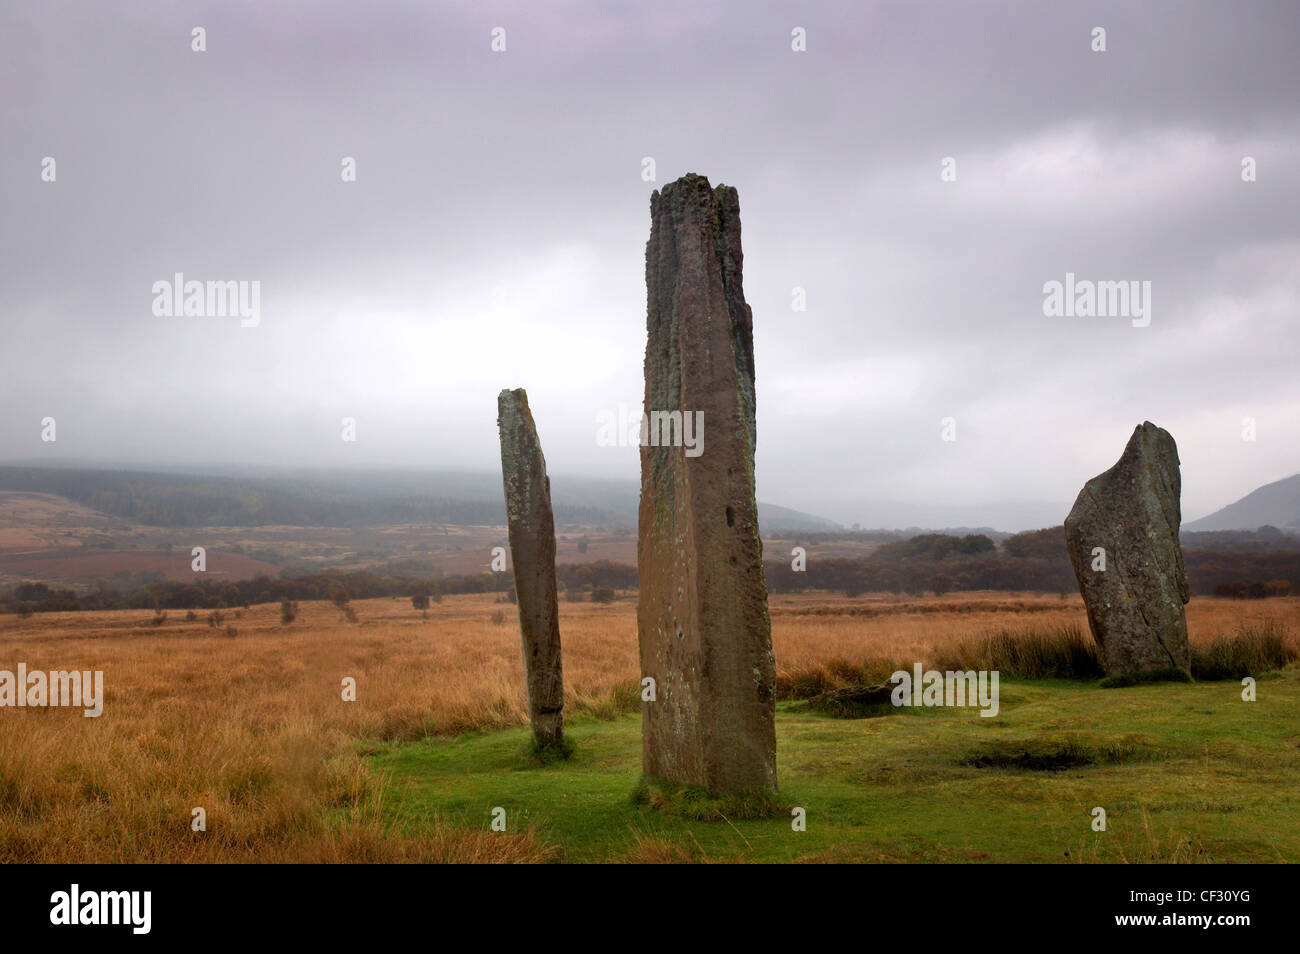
[1127,420,1178,463]
[1072,421,1182,522]
[498,387,540,440]
[498,387,533,426]
[649,172,737,218]
[1115,420,1181,509]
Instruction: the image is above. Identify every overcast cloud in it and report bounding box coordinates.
[2,0,1298,529]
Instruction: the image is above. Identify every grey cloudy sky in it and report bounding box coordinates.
[2,0,1297,530]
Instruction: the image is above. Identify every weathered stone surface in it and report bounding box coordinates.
[1064,421,1191,676]
[497,388,564,749]
[638,173,776,795]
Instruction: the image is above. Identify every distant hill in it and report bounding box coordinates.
[0,466,841,533]
[1184,474,1300,532]
[754,502,841,533]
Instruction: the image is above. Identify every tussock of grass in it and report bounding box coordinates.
[631,777,792,821]
[778,658,903,700]
[805,697,899,719]
[1191,621,1298,680]
[778,669,835,700]
[936,625,1104,679]
[620,834,704,864]
[804,682,902,718]
[571,682,640,721]
[1065,809,1215,864]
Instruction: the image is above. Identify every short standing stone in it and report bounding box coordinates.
[638,173,777,795]
[1064,421,1191,676]
[497,388,565,749]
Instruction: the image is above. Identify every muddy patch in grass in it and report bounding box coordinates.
[959,736,1162,772]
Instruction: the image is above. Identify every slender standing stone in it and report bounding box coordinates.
[497,388,565,749]
[638,173,776,795]
[1064,421,1191,677]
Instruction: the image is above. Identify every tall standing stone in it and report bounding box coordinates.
[497,388,565,750]
[638,173,776,795]
[1064,421,1191,677]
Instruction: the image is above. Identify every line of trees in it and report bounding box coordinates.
[0,560,641,616]
[3,532,1296,616]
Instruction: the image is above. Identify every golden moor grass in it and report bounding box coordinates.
[1,592,1296,862]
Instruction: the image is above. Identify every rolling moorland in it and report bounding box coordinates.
[1,467,1298,863]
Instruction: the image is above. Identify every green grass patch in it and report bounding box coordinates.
[631,776,792,821]
[365,669,1300,863]
[520,734,577,765]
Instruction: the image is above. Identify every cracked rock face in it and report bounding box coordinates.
[637,173,776,795]
[497,388,564,749]
[1064,421,1191,676]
